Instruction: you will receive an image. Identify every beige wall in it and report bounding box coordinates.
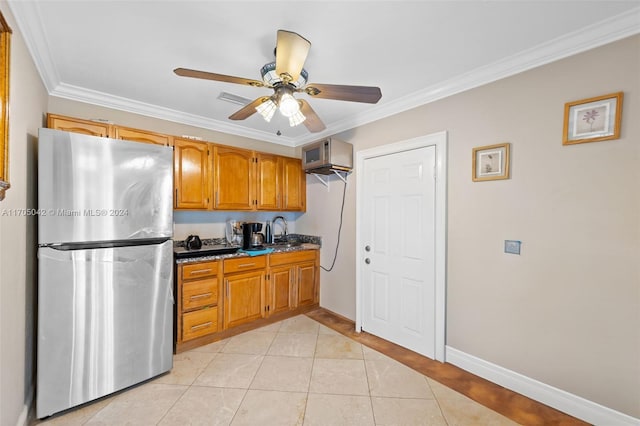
[297,35,640,417]
[0,2,48,425]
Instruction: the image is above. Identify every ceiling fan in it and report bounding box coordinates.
[174,29,382,133]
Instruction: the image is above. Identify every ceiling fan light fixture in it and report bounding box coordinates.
[279,92,300,117]
[256,98,277,122]
[288,110,306,127]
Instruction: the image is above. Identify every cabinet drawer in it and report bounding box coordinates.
[269,250,316,267]
[224,256,266,274]
[182,261,218,280]
[182,307,218,341]
[182,278,217,311]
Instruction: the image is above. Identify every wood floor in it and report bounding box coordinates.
[306,308,589,426]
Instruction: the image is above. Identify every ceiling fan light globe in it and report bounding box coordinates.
[256,98,277,122]
[289,110,306,127]
[279,92,300,117]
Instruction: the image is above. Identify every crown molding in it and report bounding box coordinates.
[292,6,640,146]
[50,83,298,147]
[7,0,59,92]
[9,0,639,147]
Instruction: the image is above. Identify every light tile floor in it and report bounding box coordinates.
[36,315,518,425]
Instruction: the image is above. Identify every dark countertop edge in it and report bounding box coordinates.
[175,245,319,264]
[174,233,322,248]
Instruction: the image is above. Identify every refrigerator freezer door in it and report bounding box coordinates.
[36,241,174,418]
[38,128,173,245]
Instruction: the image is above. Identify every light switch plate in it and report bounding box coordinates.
[504,240,521,255]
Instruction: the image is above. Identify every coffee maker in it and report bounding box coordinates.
[242,222,264,250]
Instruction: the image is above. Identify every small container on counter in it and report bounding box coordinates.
[265,221,272,244]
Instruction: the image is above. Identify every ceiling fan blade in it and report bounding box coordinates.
[275,30,311,83]
[299,100,326,133]
[174,68,264,87]
[229,97,271,120]
[303,83,382,104]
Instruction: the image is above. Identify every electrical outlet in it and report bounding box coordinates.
[504,240,521,255]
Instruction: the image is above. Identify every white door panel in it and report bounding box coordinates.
[362,146,436,358]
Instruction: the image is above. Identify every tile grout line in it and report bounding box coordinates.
[299,323,320,425]
[424,375,451,426]
[361,342,378,425]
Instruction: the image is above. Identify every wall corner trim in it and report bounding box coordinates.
[445,346,640,426]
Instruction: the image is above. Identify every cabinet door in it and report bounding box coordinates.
[269,265,293,316]
[256,153,280,210]
[281,157,306,211]
[114,126,172,146]
[224,271,265,328]
[214,146,254,210]
[296,261,317,307]
[47,113,112,138]
[174,138,211,210]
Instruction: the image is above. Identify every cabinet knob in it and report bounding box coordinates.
[365,258,371,264]
[365,245,371,252]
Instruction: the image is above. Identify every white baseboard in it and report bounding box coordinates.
[445,346,640,426]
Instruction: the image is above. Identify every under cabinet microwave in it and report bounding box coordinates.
[301,138,353,174]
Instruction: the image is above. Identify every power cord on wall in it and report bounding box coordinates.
[320,177,347,272]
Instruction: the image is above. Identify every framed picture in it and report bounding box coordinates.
[563,92,623,145]
[472,143,510,182]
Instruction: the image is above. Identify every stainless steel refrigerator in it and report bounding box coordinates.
[36,128,174,418]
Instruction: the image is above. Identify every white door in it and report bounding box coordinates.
[361,146,436,358]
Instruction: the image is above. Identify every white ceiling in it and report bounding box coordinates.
[8,1,640,146]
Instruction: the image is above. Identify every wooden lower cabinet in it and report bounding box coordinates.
[269,265,294,315]
[268,250,319,311]
[175,260,222,352]
[223,256,266,329]
[224,270,265,329]
[176,250,319,352]
[296,261,317,307]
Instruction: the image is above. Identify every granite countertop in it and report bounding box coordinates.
[174,234,321,264]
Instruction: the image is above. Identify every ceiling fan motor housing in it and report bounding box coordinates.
[260,62,308,89]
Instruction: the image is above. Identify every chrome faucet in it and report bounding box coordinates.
[271,215,288,241]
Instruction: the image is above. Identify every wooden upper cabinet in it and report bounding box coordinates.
[47,113,112,138]
[281,157,306,211]
[255,153,280,210]
[214,146,255,210]
[46,113,306,212]
[174,138,211,210]
[114,126,172,146]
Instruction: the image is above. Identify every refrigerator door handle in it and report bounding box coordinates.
[40,237,171,251]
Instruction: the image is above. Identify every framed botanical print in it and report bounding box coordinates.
[563,92,623,146]
[472,143,510,182]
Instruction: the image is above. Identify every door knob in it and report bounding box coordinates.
[365,258,371,264]
[365,245,371,252]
